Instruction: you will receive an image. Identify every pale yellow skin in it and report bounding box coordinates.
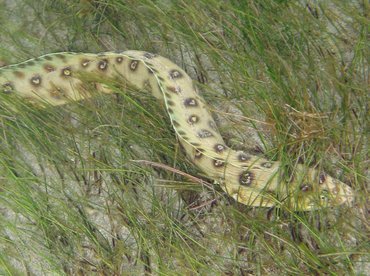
[0,50,354,210]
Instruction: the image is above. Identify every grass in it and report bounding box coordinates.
[0,0,368,275]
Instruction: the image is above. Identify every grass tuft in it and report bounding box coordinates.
[0,0,368,274]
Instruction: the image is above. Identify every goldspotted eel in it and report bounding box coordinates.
[0,50,354,210]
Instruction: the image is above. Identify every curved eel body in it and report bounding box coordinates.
[0,50,354,210]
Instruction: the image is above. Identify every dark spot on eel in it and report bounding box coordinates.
[167,86,181,93]
[188,115,199,124]
[214,144,225,153]
[239,171,254,186]
[195,149,204,159]
[319,173,326,184]
[44,64,56,72]
[261,162,273,168]
[129,60,139,71]
[198,129,213,138]
[184,98,198,107]
[61,67,72,77]
[300,183,312,192]
[213,159,225,168]
[167,100,175,106]
[116,56,124,63]
[238,152,251,162]
[144,52,157,59]
[30,75,42,86]
[98,59,108,71]
[169,69,183,79]
[81,59,90,67]
[2,82,14,93]
[13,71,25,78]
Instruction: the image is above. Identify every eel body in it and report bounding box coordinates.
[0,50,354,210]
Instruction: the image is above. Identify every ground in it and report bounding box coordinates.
[0,1,368,275]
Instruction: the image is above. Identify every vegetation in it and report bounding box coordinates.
[0,0,368,275]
